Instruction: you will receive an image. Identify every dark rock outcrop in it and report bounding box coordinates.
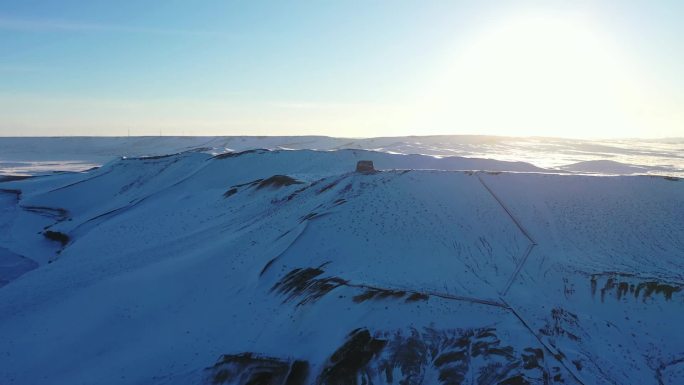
[257,175,303,189]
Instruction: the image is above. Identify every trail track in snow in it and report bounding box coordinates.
[477,173,587,385]
[476,174,538,296]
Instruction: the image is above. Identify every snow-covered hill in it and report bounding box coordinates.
[1,135,682,177]
[0,149,682,384]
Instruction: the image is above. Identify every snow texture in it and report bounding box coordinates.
[0,142,682,385]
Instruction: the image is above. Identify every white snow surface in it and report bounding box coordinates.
[1,135,682,177]
[0,143,682,385]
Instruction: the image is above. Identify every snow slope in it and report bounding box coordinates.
[0,149,682,385]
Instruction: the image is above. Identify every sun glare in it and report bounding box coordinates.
[414,13,649,138]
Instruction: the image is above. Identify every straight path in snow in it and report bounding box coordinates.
[345,282,510,309]
[477,174,537,296]
[476,172,587,385]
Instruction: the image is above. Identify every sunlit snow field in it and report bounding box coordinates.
[1,136,682,177]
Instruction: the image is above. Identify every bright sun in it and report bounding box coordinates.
[414,13,650,138]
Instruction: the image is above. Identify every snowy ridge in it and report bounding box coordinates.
[1,136,682,177]
[0,149,682,384]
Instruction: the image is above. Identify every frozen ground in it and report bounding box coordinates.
[0,139,682,384]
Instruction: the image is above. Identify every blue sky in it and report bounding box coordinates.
[1,1,682,137]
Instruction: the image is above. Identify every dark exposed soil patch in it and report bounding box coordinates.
[205,352,308,385]
[591,273,682,302]
[202,328,569,385]
[316,327,567,385]
[352,288,406,303]
[572,359,583,371]
[539,307,581,342]
[405,292,429,302]
[43,230,70,246]
[377,327,564,384]
[230,179,263,189]
[317,180,339,194]
[21,205,69,221]
[223,188,238,198]
[271,266,347,306]
[299,212,319,222]
[271,265,433,307]
[318,328,387,385]
[259,257,278,277]
[286,184,313,201]
[522,347,545,370]
[633,281,681,300]
[285,360,310,385]
[257,175,303,190]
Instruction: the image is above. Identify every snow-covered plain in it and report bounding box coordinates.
[0,137,683,384]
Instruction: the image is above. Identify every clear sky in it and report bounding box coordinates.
[1,0,682,138]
